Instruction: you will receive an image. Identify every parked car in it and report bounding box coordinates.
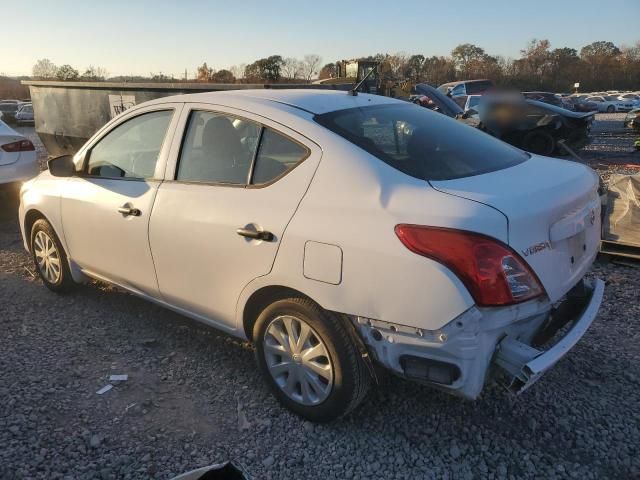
[0,118,38,190]
[617,93,640,107]
[18,90,603,421]
[463,94,482,112]
[522,91,564,108]
[15,103,35,125]
[463,95,593,155]
[567,96,599,112]
[437,79,495,108]
[0,101,21,124]
[625,108,640,131]
[586,95,634,112]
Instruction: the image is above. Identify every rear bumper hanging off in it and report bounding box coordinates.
[493,278,604,394]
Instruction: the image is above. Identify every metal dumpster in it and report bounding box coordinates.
[22,80,350,157]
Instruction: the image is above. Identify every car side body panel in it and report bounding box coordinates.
[236,126,509,333]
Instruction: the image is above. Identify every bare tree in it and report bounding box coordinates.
[32,58,58,79]
[81,65,108,81]
[301,54,322,81]
[230,64,246,82]
[196,62,213,82]
[282,57,303,80]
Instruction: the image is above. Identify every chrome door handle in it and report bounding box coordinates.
[236,227,274,242]
[117,206,141,217]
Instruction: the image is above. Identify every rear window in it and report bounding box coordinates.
[465,81,494,95]
[315,103,528,181]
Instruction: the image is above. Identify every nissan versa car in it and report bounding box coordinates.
[19,90,604,422]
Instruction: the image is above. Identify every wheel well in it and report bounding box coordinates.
[24,209,47,250]
[242,285,313,341]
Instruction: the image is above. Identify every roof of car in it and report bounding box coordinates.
[147,89,401,115]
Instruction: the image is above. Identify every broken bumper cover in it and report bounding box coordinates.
[352,278,604,399]
[494,278,604,394]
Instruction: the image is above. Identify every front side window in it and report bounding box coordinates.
[315,103,528,181]
[252,129,308,184]
[177,111,261,184]
[86,110,173,179]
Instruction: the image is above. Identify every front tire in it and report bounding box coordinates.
[253,297,370,422]
[606,105,615,113]
[30,219,75,293]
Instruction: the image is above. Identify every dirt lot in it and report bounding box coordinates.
[1,116,639,480]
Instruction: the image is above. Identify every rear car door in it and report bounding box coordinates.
[148,104,321,331]
[61,104,182,296]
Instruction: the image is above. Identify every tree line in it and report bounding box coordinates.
[28,39,640,91]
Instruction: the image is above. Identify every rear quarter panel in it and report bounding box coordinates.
[238,131,509,331]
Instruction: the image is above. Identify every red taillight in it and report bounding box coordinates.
[395,225,544,306]
[1,139,35,152]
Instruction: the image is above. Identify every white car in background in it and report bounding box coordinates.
[617,93,640,108]
[586,95,634,112]
[18,90,603,421]
[0,119,38,190]
[463,94,483,112]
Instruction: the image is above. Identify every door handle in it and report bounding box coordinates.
[236,227,274,242]
[117,206,141,217]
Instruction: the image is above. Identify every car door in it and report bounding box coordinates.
[61,104,182,296]
[148,104,321,332]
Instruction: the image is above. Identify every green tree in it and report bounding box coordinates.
[211,69,235,83]
[55,64,79,81]
[580,41,621,58]
[451,44,487,75]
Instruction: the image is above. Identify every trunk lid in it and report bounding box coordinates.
[431,155,600,302]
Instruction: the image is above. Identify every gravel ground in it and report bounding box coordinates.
[1,118,639,480]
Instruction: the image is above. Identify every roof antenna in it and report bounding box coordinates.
[349,64,378,96]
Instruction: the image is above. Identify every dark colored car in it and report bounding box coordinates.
[0,102,21,124]
[567,96,599,112]
[522,92,564,108]
[413,86,593,155]
[476,98,593,155]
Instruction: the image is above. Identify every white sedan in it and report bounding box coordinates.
[18,90,604,421]
[0,119,38,190]
[586,95,635,112]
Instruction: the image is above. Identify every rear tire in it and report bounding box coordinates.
[30,219,75,293]
[606,105,615,113]
[522,129,556,156]
[253,297,370,422]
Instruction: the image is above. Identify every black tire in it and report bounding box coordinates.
[253,297,370,422]
[522,129,556,156]
[30,218,75,293]
[606,105,615,113]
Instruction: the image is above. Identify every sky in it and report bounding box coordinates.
[2,0,639,78]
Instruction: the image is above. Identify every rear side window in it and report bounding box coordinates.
[177,111,261,184]
[87,110,173,179]
[315,103,528,181]
[252,129,309,184]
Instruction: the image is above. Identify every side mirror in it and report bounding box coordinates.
[48,154,75,177]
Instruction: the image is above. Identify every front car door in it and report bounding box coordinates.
[148,104,321,332]
[61,104,182,296]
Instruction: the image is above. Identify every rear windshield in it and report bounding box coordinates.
[315,103,528,181]
[466,80,494,94]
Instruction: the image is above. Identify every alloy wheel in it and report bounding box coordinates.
[33,230,61,284]
[263,315,334,406]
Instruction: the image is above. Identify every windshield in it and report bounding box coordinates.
[315,103,528,181]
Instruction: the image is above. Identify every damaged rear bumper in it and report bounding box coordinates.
[494,278,604,394]
[352,278,603,400]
